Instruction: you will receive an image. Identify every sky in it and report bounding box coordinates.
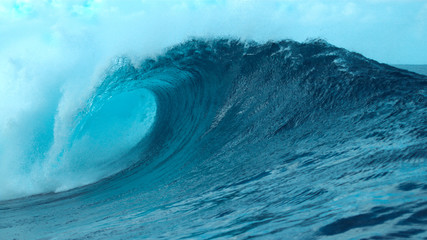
[0,0,426,64]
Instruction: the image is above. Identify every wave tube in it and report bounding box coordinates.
[0,73,157,199]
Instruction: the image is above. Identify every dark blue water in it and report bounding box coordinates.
[1,39,426,239]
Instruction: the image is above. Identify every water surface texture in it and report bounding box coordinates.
[1,39,426,239]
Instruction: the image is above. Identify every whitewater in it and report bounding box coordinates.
[1,1,427,240]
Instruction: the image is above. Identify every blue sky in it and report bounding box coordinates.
[0,0,426,64]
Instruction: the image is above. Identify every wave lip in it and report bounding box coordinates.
[0,39,426,239]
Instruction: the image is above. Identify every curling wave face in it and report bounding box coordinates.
[0,39,426,239]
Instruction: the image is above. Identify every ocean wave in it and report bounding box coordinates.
[0,39,426,239]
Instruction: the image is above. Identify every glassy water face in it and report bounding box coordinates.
[0,39,426,239]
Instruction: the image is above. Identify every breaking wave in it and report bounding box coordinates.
[0,39,426,239]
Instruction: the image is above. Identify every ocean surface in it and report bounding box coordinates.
[0,39,426,239]
[393,65,427,76]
